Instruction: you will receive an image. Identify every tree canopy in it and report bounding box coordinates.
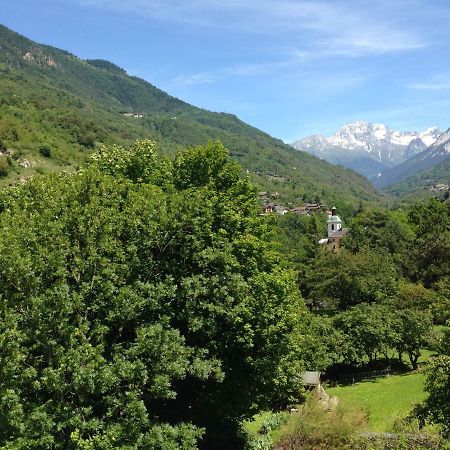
[0,140,309,449]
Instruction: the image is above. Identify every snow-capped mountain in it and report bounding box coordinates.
[291,121,441,179]
[404,138,428,160]
[374,127,450,188]
[427,127,450,157]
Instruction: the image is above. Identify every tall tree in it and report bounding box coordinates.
[300,249,399,310]
[0,141,309,449]
[419,328,450,437]
[408,198,450,286]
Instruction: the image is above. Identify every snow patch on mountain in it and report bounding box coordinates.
[291,121,442,179]
[420,127,441,147]
[373,127,450,189]
[430,128,450,152]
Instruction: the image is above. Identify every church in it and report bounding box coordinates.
[318,207,349,252]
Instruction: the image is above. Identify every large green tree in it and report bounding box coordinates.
[300,249,399,310]
[334,303,398,365]
[0,141,308,449]
[408,198,450,286]
[419,327,450,437]
[343,208,414,276]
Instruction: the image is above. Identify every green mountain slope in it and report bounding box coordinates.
[0,24,382,206]
[384,157,450,199]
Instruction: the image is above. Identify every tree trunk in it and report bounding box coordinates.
[409,352,419,370]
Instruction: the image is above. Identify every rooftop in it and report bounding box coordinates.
[328,215,342,222]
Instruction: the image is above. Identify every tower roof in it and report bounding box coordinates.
[328,215,342,222]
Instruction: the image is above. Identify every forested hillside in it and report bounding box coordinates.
[0,24,381,207]
[384,157,450,200]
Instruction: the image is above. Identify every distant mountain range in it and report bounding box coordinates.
[378,127,450,195]
[0,24,381,206]
[291,121,442,180]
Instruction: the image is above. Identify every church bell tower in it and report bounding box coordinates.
[327,206,342,238]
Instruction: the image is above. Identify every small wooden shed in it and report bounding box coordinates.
[302,371,321,387]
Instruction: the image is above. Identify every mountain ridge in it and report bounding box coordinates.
[375,127,450,190]
[0,24,381,207]
[291,121,441,179]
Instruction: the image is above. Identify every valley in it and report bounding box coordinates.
[0,17,448,450]
[292,121,450,200]
[0,25,380,209]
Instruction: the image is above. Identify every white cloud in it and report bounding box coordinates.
[409,81,450,90]
[170,59,300,86]
[68,0,426,57]
[172,72,218,86]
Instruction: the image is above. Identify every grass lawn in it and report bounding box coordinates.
[326,371,426,432]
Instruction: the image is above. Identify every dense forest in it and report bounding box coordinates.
[0,140,448,449]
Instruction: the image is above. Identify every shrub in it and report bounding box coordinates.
[274,392,368,449]
[39,144,52,158]
[0,156,10,177]
[243,412,288,450]
[259,411,288,435]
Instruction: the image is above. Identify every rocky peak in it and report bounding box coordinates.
[404,138,427,160]
[291,121,442,179]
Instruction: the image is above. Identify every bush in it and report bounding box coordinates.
[274,393,367,449]
[259,411,288,435]
[243,411,288,450]
[39,144,52,158]
[0,156,10,177]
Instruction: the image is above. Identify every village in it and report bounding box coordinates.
[259,191,349,252]
[429,183,449,192]
[259,191,324,216]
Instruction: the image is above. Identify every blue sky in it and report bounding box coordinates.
[1,0,449,141]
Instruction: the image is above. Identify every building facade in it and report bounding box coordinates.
[318,206,349,252]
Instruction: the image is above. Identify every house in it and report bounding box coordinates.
[0,147,13,156]
[273,205,289,215]
[121,112,144,118]
[304,203,323,214]
[290,206,308,215]
[318,206,349,252]
[430,183,449,192]
[261,203,274,214]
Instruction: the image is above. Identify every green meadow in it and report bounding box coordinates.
[327,371,427,431]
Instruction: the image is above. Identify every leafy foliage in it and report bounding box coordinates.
[419,328,450,437]
[344,209,414,276]
[300,249,399,310]
[0,141,309,449]
[274,393,367,450]
[408,198,450,286]
[334,303,399,364]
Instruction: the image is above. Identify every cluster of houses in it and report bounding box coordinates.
[259,191,323,216]
[429,183,449,192]
[259,192,348,252]
[121,112,144,118]
[0,147,13,156]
